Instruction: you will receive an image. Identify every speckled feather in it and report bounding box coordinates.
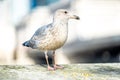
[29,22,68,50]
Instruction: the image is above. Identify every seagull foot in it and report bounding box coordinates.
[48,66,55,71]
[54,65,64,69]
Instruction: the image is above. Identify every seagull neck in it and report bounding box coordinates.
[53,19,68,27]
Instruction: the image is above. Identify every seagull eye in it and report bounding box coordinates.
[64,11,68,14]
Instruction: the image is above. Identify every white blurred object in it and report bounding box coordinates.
[0,1,16,64]
[72,0,120,40]
[11,0,30,25]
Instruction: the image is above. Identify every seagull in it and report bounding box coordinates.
[23,9,80,70]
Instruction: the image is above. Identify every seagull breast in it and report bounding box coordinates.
[38,23,68,50]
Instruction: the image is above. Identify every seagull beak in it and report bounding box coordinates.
[70,15,80,20]
[75,15,80,20]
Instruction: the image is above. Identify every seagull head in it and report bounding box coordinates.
[54,9,80,22]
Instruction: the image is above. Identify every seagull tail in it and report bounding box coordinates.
[22,41,30,47]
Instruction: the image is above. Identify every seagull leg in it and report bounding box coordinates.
[44,51,54,71]
[53,51,64,69]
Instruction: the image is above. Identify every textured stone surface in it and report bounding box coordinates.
[0,63,120,80]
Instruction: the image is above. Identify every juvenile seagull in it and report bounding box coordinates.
[23,9,80,70]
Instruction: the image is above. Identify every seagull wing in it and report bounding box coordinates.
[27,24,52,49]
[31,23,52,41]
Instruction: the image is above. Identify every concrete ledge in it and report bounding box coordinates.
[0,63,120,80]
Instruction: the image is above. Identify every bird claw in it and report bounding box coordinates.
[54,65,64,69]
[48,66,55,71]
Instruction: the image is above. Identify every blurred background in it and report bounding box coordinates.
[0,0,120,65]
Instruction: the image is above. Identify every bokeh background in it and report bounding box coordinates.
[0,0,120,65]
